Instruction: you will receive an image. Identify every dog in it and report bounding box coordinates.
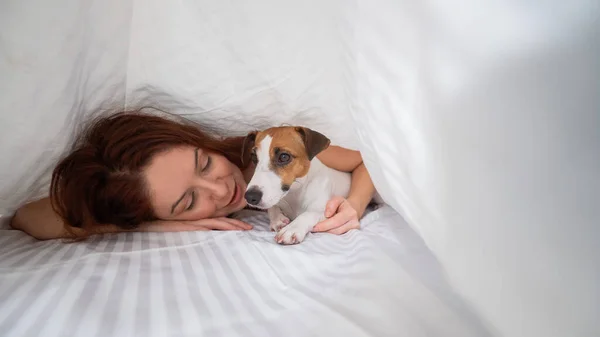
[241,126,353,245]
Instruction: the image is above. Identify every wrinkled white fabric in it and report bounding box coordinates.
[126,0,357,147]
[0,1,598,336]
[349,2,599,337]
[0,207,492,337]
[0,0,133,213]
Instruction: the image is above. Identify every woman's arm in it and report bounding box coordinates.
[11,198,252,240]
[317,145,375,217]
[10,198,131,239]
[344,163,376,219]
[316,145,363,172]
[314,146,376,233]
[10,198,74,240]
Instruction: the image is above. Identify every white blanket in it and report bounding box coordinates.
[0,207,491,337]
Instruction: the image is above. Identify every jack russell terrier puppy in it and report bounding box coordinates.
[242,126,353,245]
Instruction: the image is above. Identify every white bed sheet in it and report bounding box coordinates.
[0,206,492,337]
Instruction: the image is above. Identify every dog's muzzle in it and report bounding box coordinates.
[244,187,263,206]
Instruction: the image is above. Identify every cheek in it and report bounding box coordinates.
[184,198,219,220]
[202,202,221,218]
[278,160,309,186]
[279,171,296,187]
[213,156,235,175]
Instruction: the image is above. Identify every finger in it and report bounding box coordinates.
[324,196,345,218]
[221,217,253,230]
[326,220,360,235]
[312,212,352,232]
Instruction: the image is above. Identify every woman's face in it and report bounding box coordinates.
[144,146,247,221]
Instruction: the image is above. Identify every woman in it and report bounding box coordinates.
[10,110,376,240]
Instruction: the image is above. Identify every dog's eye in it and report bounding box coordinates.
[250,152,258,164]
[277,153,291,164]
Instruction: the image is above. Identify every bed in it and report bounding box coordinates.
[0,206,492,337]
[1,0,597,336]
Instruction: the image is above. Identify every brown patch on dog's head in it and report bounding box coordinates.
[267,127,312,188]
[269,127,330,186]
[246,126,330,200]
[294,127,331,161]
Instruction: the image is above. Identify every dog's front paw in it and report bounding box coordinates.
[275,223,309,245]
[269,214,290,232]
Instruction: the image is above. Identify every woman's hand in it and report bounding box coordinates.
[312,196,362,235]
[313,150,375,235]
[142,217,253,233]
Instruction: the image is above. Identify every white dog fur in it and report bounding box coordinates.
[243,127,353,245]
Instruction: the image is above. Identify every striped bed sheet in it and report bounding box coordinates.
[0,206,492,337]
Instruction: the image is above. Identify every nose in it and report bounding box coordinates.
[244,187,263,206]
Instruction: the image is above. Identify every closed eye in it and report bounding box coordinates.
[195,150,212,175]
[187,191,196,211]
[202,155,212,172]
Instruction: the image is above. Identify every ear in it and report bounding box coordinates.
[241,131,257,166]
[295,127,331,160]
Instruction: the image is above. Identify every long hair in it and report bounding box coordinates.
[49,109,248,236]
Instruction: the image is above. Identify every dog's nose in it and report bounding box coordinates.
[244,188,263,206]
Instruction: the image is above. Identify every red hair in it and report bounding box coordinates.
[49,110,248,235]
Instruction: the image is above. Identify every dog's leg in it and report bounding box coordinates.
[275,211,323,245]
[268,206,290,232]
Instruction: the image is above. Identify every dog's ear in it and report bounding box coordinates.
[295,127,330,160]
[241,131,257,166]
